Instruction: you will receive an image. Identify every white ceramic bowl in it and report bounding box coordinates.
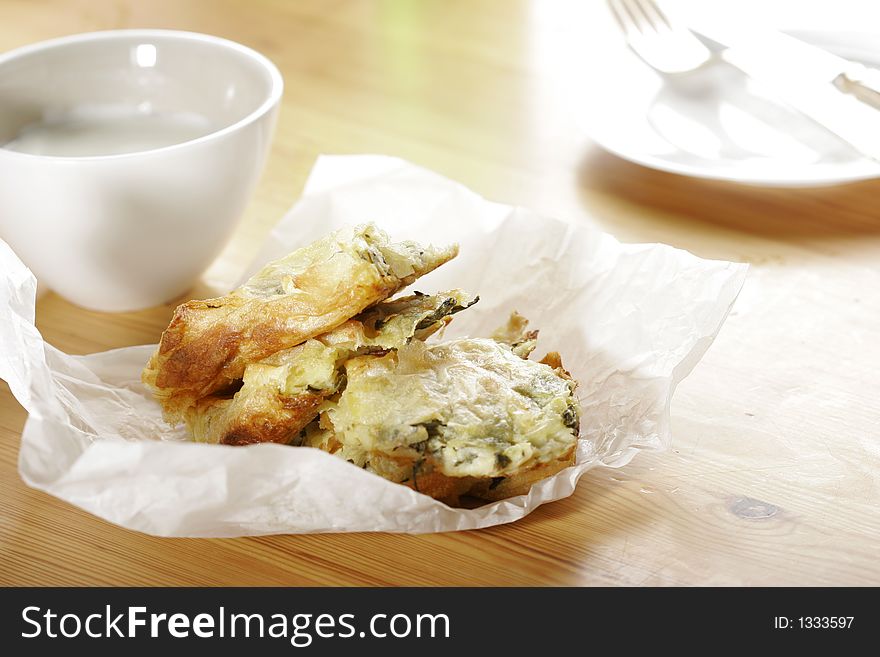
[0,30,282,311]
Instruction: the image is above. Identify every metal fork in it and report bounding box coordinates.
[608,0,711,74]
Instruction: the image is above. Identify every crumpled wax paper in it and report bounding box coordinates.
[0,155,748,537]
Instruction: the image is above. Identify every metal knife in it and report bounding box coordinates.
[690,23,880,161]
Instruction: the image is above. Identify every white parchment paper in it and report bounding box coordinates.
[0,155,748,537]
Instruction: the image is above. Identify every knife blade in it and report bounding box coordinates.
[689,24,880,162]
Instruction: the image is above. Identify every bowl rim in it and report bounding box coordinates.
[0,28,284,162]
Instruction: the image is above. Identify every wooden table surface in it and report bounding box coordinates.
[2,0,879,586]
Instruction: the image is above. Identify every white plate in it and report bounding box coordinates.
[583,29,880,186]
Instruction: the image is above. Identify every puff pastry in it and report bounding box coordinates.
[143,224,457,421]
[143,224,581,507]
[185,290,477,445]
[311,316,580,505]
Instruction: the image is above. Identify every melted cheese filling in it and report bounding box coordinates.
[238,290,476,402]
[329,338,579,478]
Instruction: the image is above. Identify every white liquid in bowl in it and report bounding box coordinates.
[3,106,216,156]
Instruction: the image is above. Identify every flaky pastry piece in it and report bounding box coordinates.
[143,224,458,422]
[311,314,580,506]
[185,290,478,445]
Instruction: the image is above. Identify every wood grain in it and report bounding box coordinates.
[2,0,879,586]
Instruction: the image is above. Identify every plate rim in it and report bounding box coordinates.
[585,28,880,187]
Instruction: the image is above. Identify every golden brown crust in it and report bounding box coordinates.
[186,391,323,446]
[406,470,478,507]
[143,224,458,422]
